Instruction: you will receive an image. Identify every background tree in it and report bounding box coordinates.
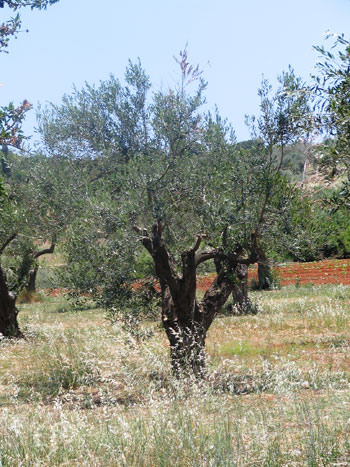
[0,0,59,336]
[311,33,350,209]
[0,190,22,336]
[2,150,94,291]
[245,68,313,290]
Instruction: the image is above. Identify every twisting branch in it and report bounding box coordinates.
[33,233,56,259]
[133,225,153,255]
[0,232,17,255]
[181,234,205,284]
[195,249,218,268]
[133,226,149,237]
[134,221,179,295]
[190,234,206,254]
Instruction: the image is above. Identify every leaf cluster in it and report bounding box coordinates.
[311,34,350,206]
[36,58,304,314]
[0,0,59,53]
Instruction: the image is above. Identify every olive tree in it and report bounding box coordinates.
[310,34,350,209]
[0,192,23,336]
[0,0,59,336]
[245,68,313,289]
[39,56,294,376]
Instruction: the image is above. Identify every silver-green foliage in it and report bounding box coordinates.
[39,57,302,318]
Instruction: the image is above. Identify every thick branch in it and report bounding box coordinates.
[140,236,153,255]
[0,232,17,255]
[230,253,258,265]
[195,249,218,268]
[133,225,149,237]
[190,234,203,254]
[151,221,179,294]
[134,222,179,295]
[199,269,235,330]
[133,225,153,255]
[33,234,56,259]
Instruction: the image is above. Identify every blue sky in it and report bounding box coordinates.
[1,0,349,145]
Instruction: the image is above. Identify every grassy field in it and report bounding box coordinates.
[1,285,350,466]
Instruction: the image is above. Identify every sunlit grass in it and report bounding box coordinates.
[1,285,350,465]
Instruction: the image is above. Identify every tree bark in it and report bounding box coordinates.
[159,248,236,377]
[159,231,209,377]
[134,222,258,377]
[27,263,38,292]
[161,283,207,377]
[0,265,21,337]
[231,263,251,313]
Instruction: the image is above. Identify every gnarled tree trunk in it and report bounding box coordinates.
[0,265,21,337]
[134,221,257,377]
[157,231,209,377]
[161,276,235,377]
[162,290,207,377]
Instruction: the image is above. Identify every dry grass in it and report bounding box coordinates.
[1,285,350,465]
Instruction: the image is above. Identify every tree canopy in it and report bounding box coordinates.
[0,0,59,337]
[36,56,305,375]
[311,34,350,208]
